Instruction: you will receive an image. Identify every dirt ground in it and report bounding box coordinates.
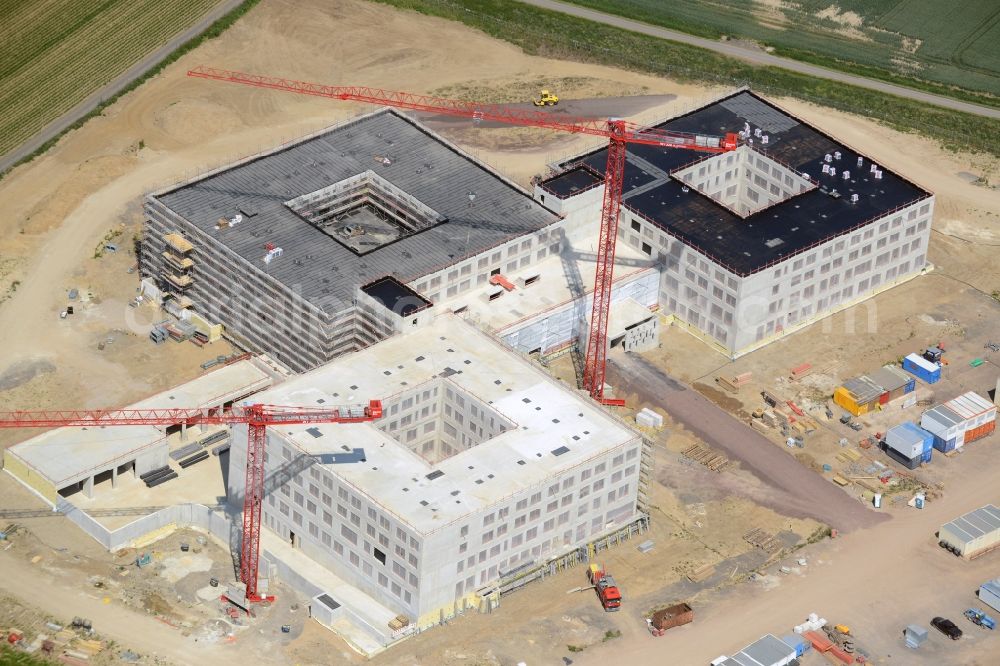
[1,0,999,664]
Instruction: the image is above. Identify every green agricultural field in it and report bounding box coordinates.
[563,0,1000,105]
[0,0,222,157]
[376,0,1000,157]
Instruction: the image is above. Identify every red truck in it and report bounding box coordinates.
[588,563,622,611]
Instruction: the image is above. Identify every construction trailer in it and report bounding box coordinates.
[712,633,797,666]
[834,365,915,416]
[939,504,1000,558]
[903,353,941,384]
[868,365,915,401]
[834,375,884,416]
[884,422,934,468]
[921,391,997,452]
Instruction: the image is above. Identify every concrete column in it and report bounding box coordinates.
[181,421,188,442]
[82,476,95,499]
[112,466,119,489]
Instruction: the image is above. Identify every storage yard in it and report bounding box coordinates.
[1,0,1000,665]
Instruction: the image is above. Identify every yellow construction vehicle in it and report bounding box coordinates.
[533,90,559,106]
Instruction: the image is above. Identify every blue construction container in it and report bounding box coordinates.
[903,353,941,384]
[886,422,934,459]
[932,435,959,452]
[781,634,809,657]
[921,448,932,463]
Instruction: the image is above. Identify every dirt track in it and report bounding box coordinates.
[608,353,888,532]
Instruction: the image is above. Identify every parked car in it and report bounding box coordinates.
[931,617,963,640]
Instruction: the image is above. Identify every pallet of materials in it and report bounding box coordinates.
[687,563,715,583]
[197,430,229,447]
[179,451,210,468]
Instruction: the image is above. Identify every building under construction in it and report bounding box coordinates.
[142,110,570,373]
[144,89,932,370]
[539,90,934,357]
[228,315,649,638]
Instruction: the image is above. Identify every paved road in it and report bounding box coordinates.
[520,0,1000,120]
[0,0,246,175]
[607,353,887,532]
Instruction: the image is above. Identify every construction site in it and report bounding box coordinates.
[2,1,1000,665]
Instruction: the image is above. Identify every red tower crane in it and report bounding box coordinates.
[0,400,383,602]
[186,66,739,403]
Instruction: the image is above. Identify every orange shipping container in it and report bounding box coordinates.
[803,630,834,652]
[965,420,996,444]
[828,644,854,664]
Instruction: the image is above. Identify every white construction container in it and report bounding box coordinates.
[922,391,997,450]
[939,504,1000,558]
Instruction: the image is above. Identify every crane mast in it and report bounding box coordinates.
[0,400,383,601]
[187,66,738,402]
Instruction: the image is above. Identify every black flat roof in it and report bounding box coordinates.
[362,276,432,317]
[154,110,559,310]
[540,165,602,198]
[553,91,931,276]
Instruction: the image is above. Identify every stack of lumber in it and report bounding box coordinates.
[682,444,729,471]
[743,528,783,555]
[687,563,715,583]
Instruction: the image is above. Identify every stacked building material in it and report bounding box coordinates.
[635,408,664,428]
[790,363,812,380]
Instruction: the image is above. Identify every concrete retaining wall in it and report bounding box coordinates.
[262,549,392,647]
[56,499,234,552]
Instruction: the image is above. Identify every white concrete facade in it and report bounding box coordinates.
[616,197,933,356]
[227,317,647,626]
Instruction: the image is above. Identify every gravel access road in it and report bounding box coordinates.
[608,353,888,532]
